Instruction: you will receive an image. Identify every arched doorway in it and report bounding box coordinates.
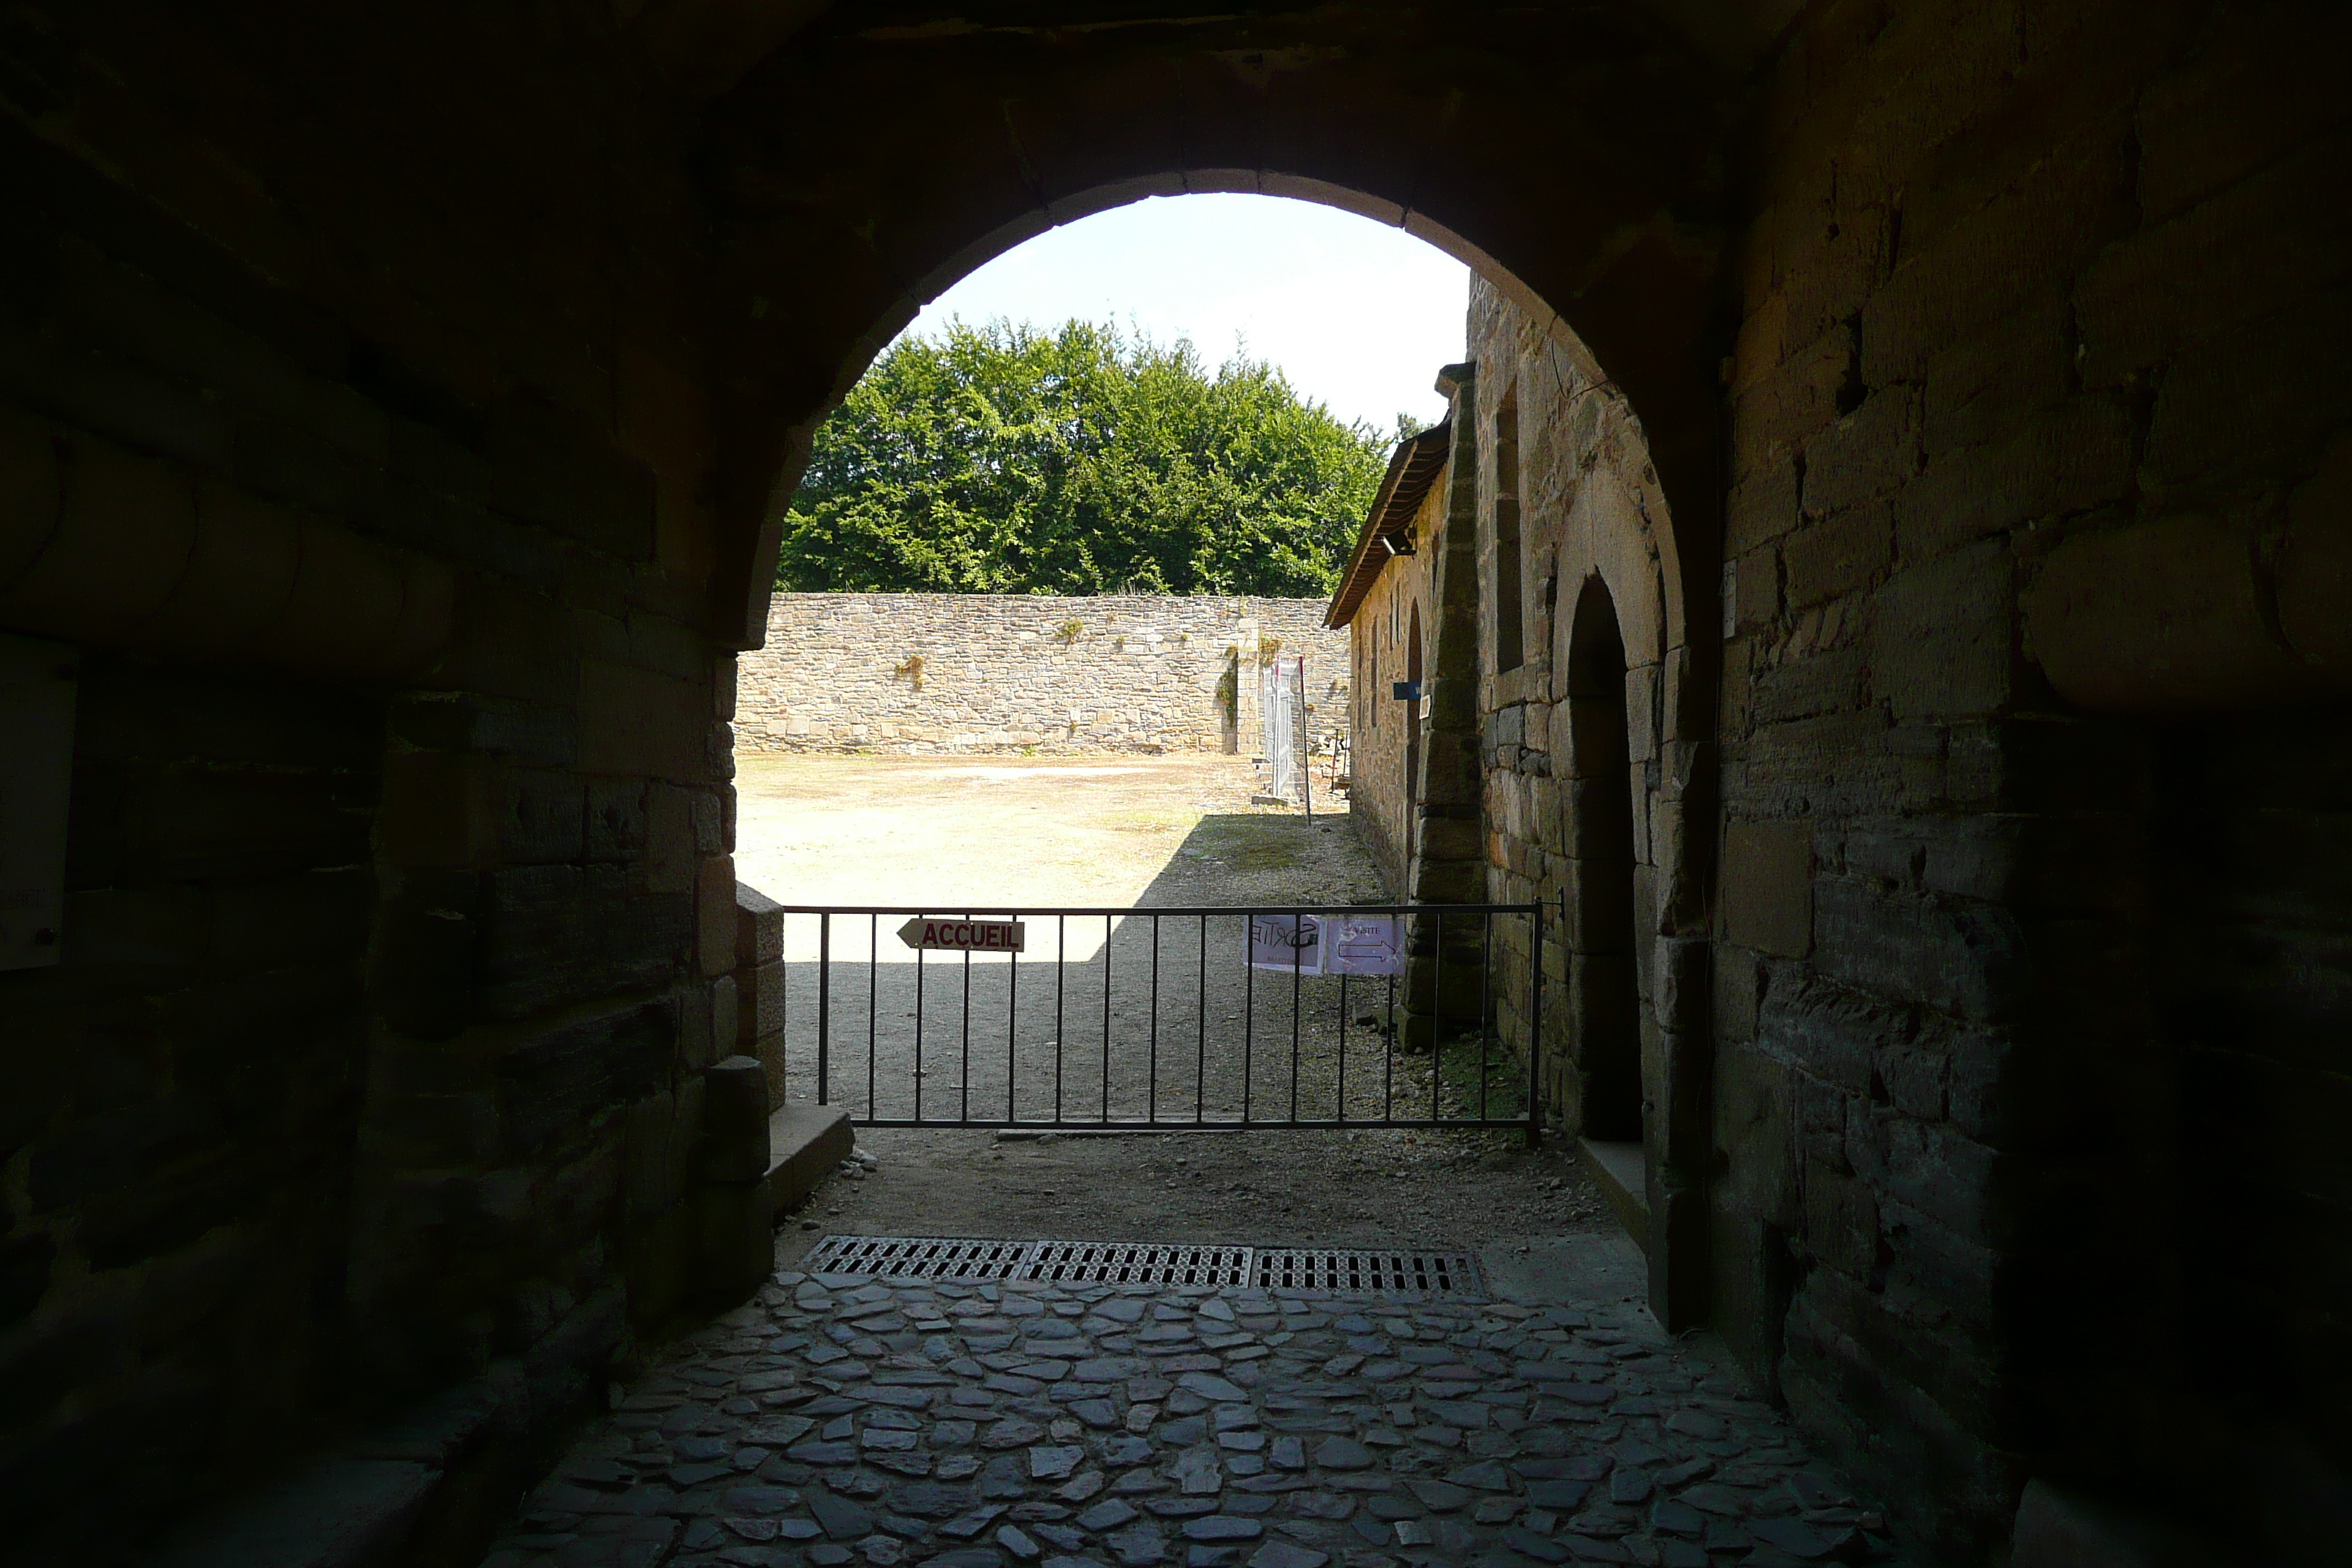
[696,22,1726,1327]
[1564,578,1642,1146]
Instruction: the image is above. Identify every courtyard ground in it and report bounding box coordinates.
[731,753,1386,911]
[470,755,1908,1568]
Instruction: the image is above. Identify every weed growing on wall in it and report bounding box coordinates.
[892,653,927,690]
[1054,618,1083,644]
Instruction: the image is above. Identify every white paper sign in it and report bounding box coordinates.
[1322,913,1404,976]
[1248,913,1324,973]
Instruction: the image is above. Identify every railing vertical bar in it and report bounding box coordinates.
[1102,914,1113,1123]
[1289,913,1303,1124]
[1008,909,1019,1124]
[817,913,832,1107]
[1055,914,1066,1125]
[1243,916,1255,1126]
[867,913,878,1120]
[914,937,925,1123]
[1431,910,1442,1123]
[1383,965,1395,1124]
[1148,914,1160,1126]
[1479,911,1492,1123]
[1338,966,1349,1124]
[790,912,799,1109]
[1195,913,1207,1125]
[960,908,972,1125]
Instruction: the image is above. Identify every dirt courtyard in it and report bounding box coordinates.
[733,752,1385,913]
[731,753,1612,1261]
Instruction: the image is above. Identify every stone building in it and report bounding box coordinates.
[0,4,2347,1565]
[1329,415,1453,893]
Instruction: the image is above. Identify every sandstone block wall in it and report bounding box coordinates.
[737,593,1351,757]
[1458,283,1697,1206]
[1346,485,1444,895]
[1713,4,2352,1557]
[0,69,740,1564]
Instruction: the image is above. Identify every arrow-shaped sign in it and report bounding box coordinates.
[897,916,1027,954]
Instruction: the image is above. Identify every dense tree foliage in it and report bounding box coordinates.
[776,319,1398,596]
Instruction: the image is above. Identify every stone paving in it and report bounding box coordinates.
[482,1265,1903,1568]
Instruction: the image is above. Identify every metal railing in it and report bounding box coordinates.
[766,902,1542,1137]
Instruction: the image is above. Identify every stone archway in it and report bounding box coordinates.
[1463,273,1711,1327]
[689,6,1733,663]
[683,18,1733,1324]
[635,12,1732,1188]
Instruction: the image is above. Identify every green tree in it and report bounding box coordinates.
[775,318,1396,597]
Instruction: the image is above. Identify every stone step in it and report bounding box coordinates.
[153,1368,529,1568]
[1578,1138,1648,1252]
[154,1458,436,1568]
[768,1101,854,1216]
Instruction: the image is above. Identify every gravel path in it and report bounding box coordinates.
[783,1131,1610,1259]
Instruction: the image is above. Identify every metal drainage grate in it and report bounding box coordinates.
[1253,1248,1484,1296]
[802,1235,1035,1280]
[1024,1242,1252,1287]
[798,1235,1482,1296]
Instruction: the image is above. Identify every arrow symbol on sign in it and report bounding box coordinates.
[897,917,926,948]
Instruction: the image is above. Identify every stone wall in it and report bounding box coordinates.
[1345,482,1445,894]
[1341,290,1697,1303]
[1458,282,1697,1248]
[0,67,736,1566]
[1712,6,2352,1557]
[738,594,1351,757]
[4,3,2348,1565]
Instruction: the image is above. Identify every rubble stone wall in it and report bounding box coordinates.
[738,593,1351,757]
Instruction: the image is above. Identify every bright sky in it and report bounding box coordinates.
[900,194,1471,436]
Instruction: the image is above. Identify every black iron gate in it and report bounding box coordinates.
[767,902,1541,1137]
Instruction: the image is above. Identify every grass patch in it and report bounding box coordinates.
[1434,1031,1530,1120]
[1189,820,1305,871]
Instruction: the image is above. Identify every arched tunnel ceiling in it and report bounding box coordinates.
[676,2,1759,645]
[627,0,1801,102]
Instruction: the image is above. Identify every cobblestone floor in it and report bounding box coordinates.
[483,1265,1904,1568]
